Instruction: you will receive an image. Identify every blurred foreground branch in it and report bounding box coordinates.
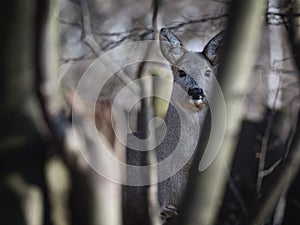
[177,0,268,225]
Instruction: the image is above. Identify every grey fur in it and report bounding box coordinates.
[123,28,222,225]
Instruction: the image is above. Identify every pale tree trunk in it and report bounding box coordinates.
[176,0,268,225]
[0,1,123,225]
[0,1,52,225]
[241,0,300,224]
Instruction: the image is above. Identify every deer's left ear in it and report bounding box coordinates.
[160,28,186,65]
[202,30,224,66]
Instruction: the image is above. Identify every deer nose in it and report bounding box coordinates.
[188,88,205,100]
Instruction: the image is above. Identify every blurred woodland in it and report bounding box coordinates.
[1,0,300,225]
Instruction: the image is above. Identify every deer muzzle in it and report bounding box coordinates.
[188,87,205,101]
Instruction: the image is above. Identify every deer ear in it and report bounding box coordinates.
[202,30,224,66]
[159,28,186,64]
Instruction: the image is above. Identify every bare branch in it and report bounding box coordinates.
[35,0,68,145]
[131,1,161,224]
[242,111,300,225]
[78,0,101,56]
[168,14,227,31]
[152,0,159,39]
[229,177,248,216]
[256,79,282,195]
[95,14,227,50]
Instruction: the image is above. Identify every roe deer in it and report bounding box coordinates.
[123,28,223,225]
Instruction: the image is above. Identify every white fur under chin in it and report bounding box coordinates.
[191,98,204,105]
[186,97,206,112]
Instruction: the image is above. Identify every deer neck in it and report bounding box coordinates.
[156,92,207,161]
[165,91,207,129]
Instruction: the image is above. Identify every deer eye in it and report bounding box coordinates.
[205,70,211,77]
[178,70,186,77]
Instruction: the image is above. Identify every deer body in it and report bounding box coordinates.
[157,98,207,203]
[123,28,222,224]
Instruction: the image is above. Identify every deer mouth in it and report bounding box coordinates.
[192,96,206,104]
[192,98,205,105]
[186,96,207,112]
[182,93,207,112]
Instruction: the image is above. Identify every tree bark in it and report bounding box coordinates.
[176,1,268,225]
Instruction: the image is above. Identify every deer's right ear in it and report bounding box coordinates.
[202,30,224,66]
[159,28,185,65]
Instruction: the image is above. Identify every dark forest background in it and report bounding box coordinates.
[1,0,300,225]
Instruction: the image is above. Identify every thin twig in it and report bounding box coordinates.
[74,0,141,96]
[243,111,300,225]
[96,15,226,50]
[256,78,282,195]
[258,159,282,177]
[79,0,101,56]
[229,177,249,216]
[168,14,227,31]
[60,11,300,53]
[152,0,159,39]
[59,18,81,27]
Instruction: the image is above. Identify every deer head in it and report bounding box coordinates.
[159,28,223,112]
